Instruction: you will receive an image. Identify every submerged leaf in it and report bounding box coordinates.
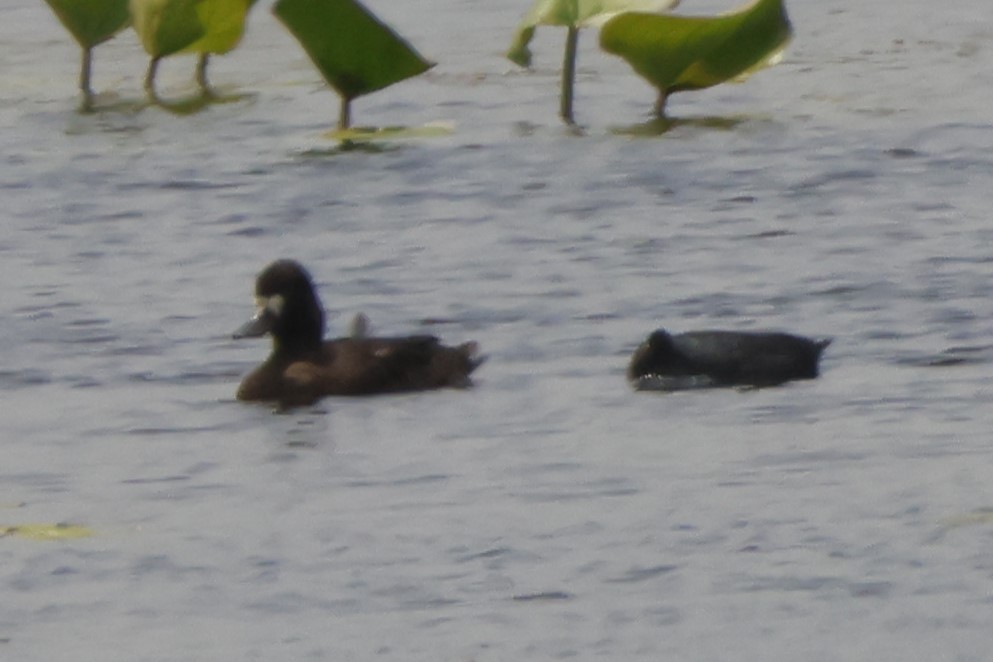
[507,0,679,68]
[273,0,434,101]
[599,0,792,108]
[130,0,207,58]
[1,523,94,541]
[44,0,131,48]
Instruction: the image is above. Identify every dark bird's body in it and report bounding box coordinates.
[234,260,483,407]
[628,329,830,391]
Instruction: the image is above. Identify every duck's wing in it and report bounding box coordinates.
[298,335,481,395]
[675,332,825,384]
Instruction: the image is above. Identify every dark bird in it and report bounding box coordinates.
[233,260,484,407]
[628,329,831,391]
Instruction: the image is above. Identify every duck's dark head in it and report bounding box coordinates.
[233,260,325,352]
[627,329,676,380]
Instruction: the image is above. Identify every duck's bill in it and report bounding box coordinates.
[233,309,274,339]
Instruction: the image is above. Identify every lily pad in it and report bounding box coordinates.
[274,0,434,129]
[507,0,680,124]
[181,0,258,56]
[43,0,131,109]
[130,0,259,98]
[507,0,679,68]
[130,0,207,59]
[599,0,792,116]
[44,0,131,48]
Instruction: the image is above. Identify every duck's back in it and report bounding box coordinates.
[237,334,482,405]
[319,335,481,394]
[672,331,828,385]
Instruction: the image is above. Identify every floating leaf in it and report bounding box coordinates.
[274,0,434,129]
[182,0,257,56]
[1,523,94,541]
[129,0,207,59]
[599,0,792,116]
[506,0,679,68]
[130,0,254,98]
[43,0,131,48]
[43,0,131,109]
[507,0,679,124]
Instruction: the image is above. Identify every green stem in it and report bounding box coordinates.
[339,96,352,130]
[559,25,579,125]
[195,53,212,96]
[654,90,669,119]
[79,46,94,111]
[144,56,161,102]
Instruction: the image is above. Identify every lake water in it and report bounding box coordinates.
[3,0,993,659]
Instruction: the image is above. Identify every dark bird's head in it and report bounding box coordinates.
[627,329,678,380]
[233,260,325,353]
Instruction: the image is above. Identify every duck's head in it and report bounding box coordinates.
[627,329,676,380]
[233,259,325,352]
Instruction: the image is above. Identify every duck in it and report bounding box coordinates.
[628,329,831,391]
[233,259,484,407]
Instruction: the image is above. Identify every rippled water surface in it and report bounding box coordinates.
[4,0,993,659]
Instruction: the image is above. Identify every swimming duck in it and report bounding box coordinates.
[233,260,484,406]
[628,329,830,391]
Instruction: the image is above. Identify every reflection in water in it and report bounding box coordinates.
[611,114,751,136]
[74,91,257,117]
[269,405,332,451]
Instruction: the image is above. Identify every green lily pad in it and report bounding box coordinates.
[599,0,792,115]
[181,0,256,56]
[507,0,679,124]
[43,0,131,48]
[273,0,434,103]
[506,0,679,68]
[130,0,207,58]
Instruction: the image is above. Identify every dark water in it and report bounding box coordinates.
[3,0,993,659]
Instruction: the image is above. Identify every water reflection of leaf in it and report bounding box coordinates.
[324,123,455,143]
[611,114,750,136]
[152,90,257,115]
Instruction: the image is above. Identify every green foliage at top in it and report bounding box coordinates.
[507,0,680,68]
[129,0,258,58]
[599,0,792,97]
[273,0,434,102]
[130,0,207,58]
[182,0,259,56]
[43,0,131,48]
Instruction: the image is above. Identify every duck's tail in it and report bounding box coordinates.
[460,341,488,374]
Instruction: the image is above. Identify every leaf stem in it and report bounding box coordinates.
[195,53,213,96]
[339,96,352,130]
[654,90,669,118]
[144,56,161,102]
[560,25,579,125]
[79,46,94,112]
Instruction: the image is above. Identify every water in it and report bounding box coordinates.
[3,0,993,659]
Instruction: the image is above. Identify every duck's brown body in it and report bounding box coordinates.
[237,335,480,406]
[234,260,483,407]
